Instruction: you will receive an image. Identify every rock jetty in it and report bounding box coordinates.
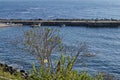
[0,18,120,27]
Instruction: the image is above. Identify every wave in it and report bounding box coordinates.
[20,11,30,14]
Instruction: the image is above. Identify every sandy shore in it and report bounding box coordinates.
[0,23,10,28]
[0,23,23,28]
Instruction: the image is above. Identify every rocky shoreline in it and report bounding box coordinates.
[0,63,28,79]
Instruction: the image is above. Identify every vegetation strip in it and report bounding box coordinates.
[0,76,13,80]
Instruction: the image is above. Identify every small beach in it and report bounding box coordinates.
[0,23,22,28]
[0,23,10,28]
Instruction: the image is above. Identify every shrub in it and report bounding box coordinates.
[23,28,62,70]
[23,27,104,80]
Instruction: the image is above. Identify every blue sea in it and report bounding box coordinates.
[1,0,120,19]
[0,0,120,79]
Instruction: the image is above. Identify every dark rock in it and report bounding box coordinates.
[20,70,25,73]
[0,63,4,67]
[7,66,17,74]
[20,70,28,79]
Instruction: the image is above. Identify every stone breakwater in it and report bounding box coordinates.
[1,19,120,27]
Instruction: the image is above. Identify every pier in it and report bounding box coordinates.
[1,19,120,27]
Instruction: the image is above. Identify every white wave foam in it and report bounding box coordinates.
[20,11,30,14]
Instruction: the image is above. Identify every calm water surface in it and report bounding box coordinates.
[0,0,120,79]
[0,0,120,19]
[0,26,120,78]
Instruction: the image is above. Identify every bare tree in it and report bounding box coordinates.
[23,28,62,69]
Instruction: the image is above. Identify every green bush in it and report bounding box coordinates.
[27,54,103,80]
